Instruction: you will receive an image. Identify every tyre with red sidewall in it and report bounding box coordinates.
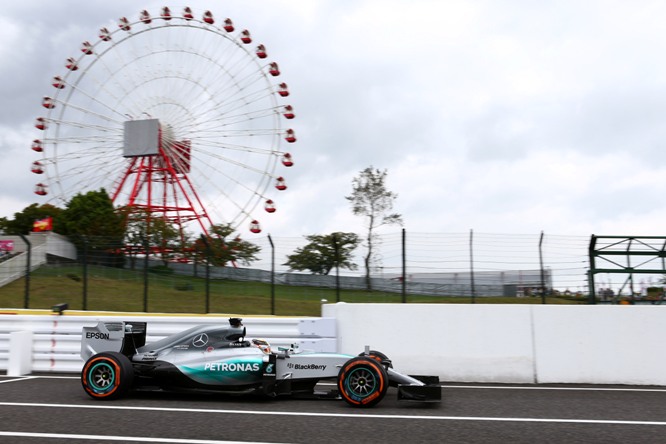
[337,356,389,407]
[81,351,134,400]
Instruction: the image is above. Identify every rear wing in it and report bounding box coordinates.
[81,321,147,361]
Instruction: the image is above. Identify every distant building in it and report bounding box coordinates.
[382,269,552,297]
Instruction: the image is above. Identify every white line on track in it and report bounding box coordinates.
[0,376,36,384]
[1,402,666,426]
[0,431,280,444]
[3,376,666,392]
[0,375,78,380]
[441,385,666,392]
[319,381,666,392]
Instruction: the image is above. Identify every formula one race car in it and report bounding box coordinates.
[80,318,440,408]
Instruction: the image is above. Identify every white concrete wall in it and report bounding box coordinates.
[532,305,666,385]
[322,303,666,385]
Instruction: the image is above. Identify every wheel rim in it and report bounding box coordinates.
[345,367,378,398]
[88,361,116,392]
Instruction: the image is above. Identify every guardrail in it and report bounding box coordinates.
[0,314,336,375]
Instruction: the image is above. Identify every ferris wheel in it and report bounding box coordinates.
[31,6,297,236]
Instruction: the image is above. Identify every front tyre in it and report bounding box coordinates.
[337,357,388,407]
[358,350,393,369]
[81,351,134,400]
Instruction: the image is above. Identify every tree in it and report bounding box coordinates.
[59,189,126,267]
[0,203,62,235]
[122,208,183,268]
[284,232,360,275]
[195,223,261,267]
[345,166,403,289]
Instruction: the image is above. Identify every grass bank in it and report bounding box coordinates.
[0,265,583,317]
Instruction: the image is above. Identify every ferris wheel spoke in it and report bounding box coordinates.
[206,109,282,129]
[210,73,272,110]
[55,81,130,123]
[49,105,125,129]
[191,94,280,126]
[193,137,279,155]
[55,65,142,118]
[198,166,271,212]
[195,150,277,177]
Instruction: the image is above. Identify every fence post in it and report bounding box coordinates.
[588,235,597,304]
[199,234,211,313]
[18,234,30,309]
[268,234,275,315]
[539,231,546,304]
[333,233,340,303]
[402,228,406,303]
[82,235,88,311]
[469,229,476,303]
[143,237,149,312]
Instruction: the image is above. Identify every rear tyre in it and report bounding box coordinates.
[338,357,389,407]
[81,351,134,400]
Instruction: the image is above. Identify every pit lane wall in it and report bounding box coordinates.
[322,303,666,386]
[2,304,666,385]
[0,313,335,375]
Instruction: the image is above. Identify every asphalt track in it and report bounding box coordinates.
[1,374,666,443]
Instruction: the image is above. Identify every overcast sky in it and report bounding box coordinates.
[2,0,666,241]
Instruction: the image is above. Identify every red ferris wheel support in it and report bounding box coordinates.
[111,119,214,240]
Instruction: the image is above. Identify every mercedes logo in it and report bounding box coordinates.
[192,333,208,347]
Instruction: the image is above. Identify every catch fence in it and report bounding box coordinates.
[0,230,625,313]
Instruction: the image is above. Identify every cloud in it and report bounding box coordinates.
[2,0,666,251]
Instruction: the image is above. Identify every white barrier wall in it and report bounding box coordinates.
[532,305,666,385]
[322,303,666,386]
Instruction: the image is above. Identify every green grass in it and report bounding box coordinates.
[0,265,584,316]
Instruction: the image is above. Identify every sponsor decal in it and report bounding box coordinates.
[204,362,261,372]
[173,345,189,350]
[142,355,157,361]
[192,333,208,347]
[85,332,110,340]
[286,363,327,371]
[264,364,275,378]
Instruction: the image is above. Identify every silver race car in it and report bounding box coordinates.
[80,318,441,407]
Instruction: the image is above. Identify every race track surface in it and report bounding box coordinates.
[1,374,666,443]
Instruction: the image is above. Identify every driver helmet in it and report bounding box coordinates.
[251,338,271,354]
